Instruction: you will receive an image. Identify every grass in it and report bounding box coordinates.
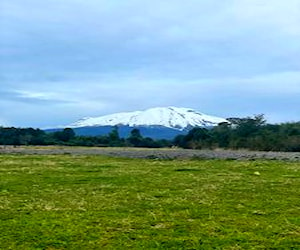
[0,154,299,249]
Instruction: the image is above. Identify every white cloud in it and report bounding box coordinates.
[16,90,59,100]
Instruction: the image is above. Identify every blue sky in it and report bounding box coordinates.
[1,0,300,127]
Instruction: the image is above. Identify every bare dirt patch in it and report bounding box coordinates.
[0,146,299,161]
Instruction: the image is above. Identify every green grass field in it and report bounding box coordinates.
[0,154,299,249]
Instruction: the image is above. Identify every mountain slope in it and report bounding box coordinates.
[45,125,186,140]
[68,107,227,131]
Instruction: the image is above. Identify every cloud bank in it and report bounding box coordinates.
[1,0,299,127]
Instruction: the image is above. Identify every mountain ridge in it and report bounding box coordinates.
[67,106,227,131]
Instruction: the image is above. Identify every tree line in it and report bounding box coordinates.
[0,115,299,152]
[173,115,300,152]
[0,127,171,148]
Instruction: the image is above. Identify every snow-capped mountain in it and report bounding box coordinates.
[68,107,227,131]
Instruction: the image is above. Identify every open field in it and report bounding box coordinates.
[1,146,300,161]
[0,154,299,249]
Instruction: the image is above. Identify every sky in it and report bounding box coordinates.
[1,0,300,128]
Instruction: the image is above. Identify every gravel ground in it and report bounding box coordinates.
[0,146,300,161]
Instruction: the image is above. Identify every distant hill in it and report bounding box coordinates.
[47,107,227,139]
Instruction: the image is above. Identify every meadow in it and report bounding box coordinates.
[0,154,299,249]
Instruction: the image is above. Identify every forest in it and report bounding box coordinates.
[0,115,299,152]
[174,115,300,152]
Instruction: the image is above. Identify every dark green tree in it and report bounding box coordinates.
[53,128,76,143]
[108,127,124,146]
[127,129,143,147]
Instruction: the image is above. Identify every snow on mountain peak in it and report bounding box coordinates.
[68,107,227,130]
